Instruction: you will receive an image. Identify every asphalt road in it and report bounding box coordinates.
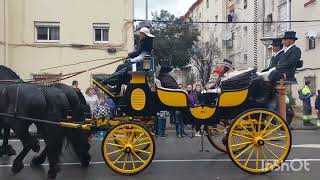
[0,130,320,180]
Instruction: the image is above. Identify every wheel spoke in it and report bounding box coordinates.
[258,113,262,132]
[261,116,274,136]
[256,146,260,170]
[132,133,144,145]
[231,132,253,140]
[130,153,136,169]
[244,146,255,166]
[265,141,287,150]
[239,120,254,137]
[263,124,283,138]
[107,148,124,156]
[134,142,151,147]
[231,141,252,148]
[122,154,128,170]
[107,143,123,148]
[264,145,280,159]
[113,134,126,146]
[235,144,254,159]
[113,152,125,165]
[260,146,269,166]
[135,149,151,154]
[263,135,287,141]
[132,151,146,164]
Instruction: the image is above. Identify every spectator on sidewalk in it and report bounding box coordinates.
[314,90,320,127]
[299,81,313,126]
[155,111,167,138]
[84,87,98,114]
[94,96,111,117]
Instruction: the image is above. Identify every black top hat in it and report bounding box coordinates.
[283,31,298,40]
[217,59,233,69]
[271,38,283,47]
[160,65,173,73]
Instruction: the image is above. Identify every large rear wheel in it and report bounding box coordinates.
[227,109,292,174]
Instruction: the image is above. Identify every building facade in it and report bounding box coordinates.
[0,0,134,90]
[290,0,320,106]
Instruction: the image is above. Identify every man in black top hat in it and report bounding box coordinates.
[258,31,301,82]
[269,31,301,82]
[157,66,180,89]
[262,38,284,72]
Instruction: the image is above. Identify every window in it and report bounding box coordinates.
[93,23,110,43]
[244,0,248,9]
[206,0,209,8]
[243,54,248,63]
[35,22,60,42]
[308,37,316,50]
[278,3,288,35]
[243,26,248,36]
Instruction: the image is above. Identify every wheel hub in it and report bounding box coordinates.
[254,137,264,146]
[124,145,134,154]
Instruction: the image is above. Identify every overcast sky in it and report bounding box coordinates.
[134,0,196,19]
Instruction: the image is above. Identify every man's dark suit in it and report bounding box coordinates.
[269,45,301,82]
[263,50,284,72]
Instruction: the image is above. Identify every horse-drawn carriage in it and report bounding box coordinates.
[0,55,292,177]
[88,56,292,174]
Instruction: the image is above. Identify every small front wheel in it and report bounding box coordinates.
[101,122,155,175]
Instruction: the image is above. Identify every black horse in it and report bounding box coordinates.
[0,65,91,179]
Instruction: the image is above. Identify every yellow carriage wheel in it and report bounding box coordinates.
[206,120,248,153]
[227,109,292,174]
[101,122,155,175]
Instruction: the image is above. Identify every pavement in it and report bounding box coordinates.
[0,129,320,180]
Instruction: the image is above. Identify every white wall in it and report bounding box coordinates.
[5,0,134,90]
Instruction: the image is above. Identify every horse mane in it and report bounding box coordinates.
[0,65,21,80]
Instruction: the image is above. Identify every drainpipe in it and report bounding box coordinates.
[4,0,8,66]
[288,0,292,30]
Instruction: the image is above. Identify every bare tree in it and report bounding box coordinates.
[189,38,222,86]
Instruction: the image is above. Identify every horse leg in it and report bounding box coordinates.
[31,146,47,166]
[68,129,91,167]
[11,147,30,174]
[1,126,16,156]
[45,125,64,179]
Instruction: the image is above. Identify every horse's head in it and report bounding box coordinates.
[0,65,21,80]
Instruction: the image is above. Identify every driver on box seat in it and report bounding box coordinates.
[102,27,155,94]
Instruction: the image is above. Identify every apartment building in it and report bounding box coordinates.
[0,0,134,90]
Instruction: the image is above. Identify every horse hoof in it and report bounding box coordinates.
[11,161,24,174]
[31,157,45,166]
[81,161,90,168]
[47,173,57,179]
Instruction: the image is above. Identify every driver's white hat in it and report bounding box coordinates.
[140,27,155,38]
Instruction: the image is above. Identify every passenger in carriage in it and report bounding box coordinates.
[102,27,155,94]
[206,59,234,93]
[157,66,180,89]
[261,38,284,72]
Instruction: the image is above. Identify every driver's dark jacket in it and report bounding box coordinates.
[275,45,301,79]
[128,37,153,58]
[157,73,180,89]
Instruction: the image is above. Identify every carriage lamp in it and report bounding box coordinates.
[143,55,152,70]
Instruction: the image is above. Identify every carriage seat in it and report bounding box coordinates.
[155,79,188,107]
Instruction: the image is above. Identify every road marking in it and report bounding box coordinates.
[292,144,320,148]
[1,159,320,168]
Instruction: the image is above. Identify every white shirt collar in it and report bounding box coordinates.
[284,44,295,53]
[273,49,283,57]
